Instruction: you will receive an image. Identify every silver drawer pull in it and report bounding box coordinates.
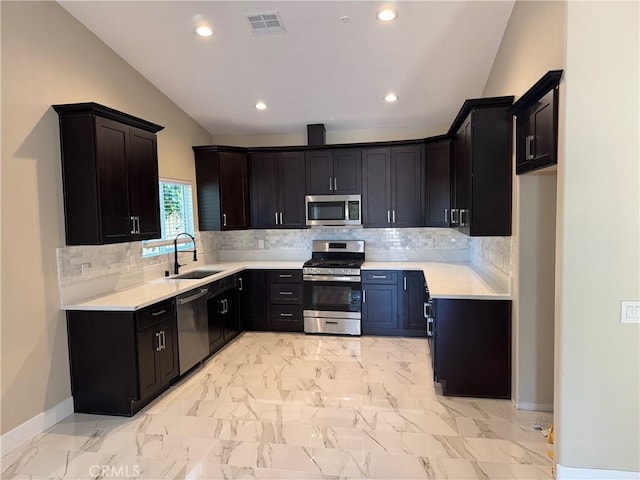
[279,291,293,295]
[372,275,387,279]
[279,274,293,278]
[325,321,339,325]
[280,313,294,317]
[151,309,166,316]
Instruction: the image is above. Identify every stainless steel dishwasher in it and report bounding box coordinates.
[176,287,209,374]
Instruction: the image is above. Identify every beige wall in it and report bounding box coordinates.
[482,0,565,410]
[556,1,639,472]
[0,1,212,435]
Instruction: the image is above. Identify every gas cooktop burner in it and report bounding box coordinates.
[303,240,365,277]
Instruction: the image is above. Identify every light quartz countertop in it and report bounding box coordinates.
[61,260,510,312]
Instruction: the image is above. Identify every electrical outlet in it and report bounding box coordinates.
[621,301,640,323]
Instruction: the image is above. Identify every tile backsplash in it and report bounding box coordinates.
[57,227,511,305]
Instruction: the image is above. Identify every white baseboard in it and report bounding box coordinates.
[556,464,640,479]
[0,397,74,457]
[515,402,554,412]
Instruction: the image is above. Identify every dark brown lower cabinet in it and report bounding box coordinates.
[66,299,178,416]
[433,298,511,399]
[208,275,241,354]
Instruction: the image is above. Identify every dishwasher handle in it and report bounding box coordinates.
[177,288,209,305]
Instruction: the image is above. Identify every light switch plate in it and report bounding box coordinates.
[621,301,640,323]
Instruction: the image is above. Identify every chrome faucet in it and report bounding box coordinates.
[173,232,197,275]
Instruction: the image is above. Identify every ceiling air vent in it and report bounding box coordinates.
[245,12,286,36]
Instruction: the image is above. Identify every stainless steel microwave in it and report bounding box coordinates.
[305,194,362,227]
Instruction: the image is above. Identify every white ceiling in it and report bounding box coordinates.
[58,1,515,138]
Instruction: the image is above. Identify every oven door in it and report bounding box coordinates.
[303,276,362,335]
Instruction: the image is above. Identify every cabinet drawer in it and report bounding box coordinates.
[362,270,398,284]
[270,284,303,304]
[136,300,175,331]
[270,270,302,283]
[270,305,303,322]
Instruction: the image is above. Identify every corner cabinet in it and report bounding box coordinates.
[53,103,163,245]
[448,97,513,236]
[249,151,306,228]
[193,146,250,231]
[66,299,178,416]
[362,143,424,228]
[424,138,451,228]
[511,70,563,175]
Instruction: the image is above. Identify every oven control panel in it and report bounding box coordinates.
[303,267,360,276]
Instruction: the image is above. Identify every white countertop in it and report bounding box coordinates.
[61,260,510,312]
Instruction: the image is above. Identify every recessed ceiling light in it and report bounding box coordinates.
[255,102,268,110]
[384,93,398,103]
[377,8,398,22]
[194,24,213,37]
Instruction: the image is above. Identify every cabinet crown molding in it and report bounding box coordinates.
[510,70,564,116]
[53,102,164,133]
[447,96,514,137]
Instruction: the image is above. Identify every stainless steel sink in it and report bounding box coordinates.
[171,269,222,280]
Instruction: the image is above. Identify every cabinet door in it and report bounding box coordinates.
[157,319,179,386]
[434,299,511,398]
[250,153,280,228]
[208,294,225,354]
[425,140,451,227]
[362,284,398,334]
[400,272,426,336]
[128,127,161,240]
[222,289,241,343]
[362,148,391,228]
[516,89,557,174]
[278,152,306,228]
[241,270,268,331]
[454,117,472,235]
[194,150,221,231]
[219,152,250,230]
[137,326,162,401]
[305,150,334,195]
[391,145,423,227]
[333,149,362,194]
[95,117,132,242]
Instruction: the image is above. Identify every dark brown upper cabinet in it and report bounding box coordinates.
[448,96,514,236]
[425,138,451,228]
[511,70,563,175]
[193,146,250,231]
[362,143,424,228]
[306,148,362,195]
[250,151,306,229]
[53,103,163,245]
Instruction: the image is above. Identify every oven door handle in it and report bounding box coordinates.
[303,275,361,282]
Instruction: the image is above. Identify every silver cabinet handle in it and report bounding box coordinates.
[526,135,535,160]
[424,302,428,318]
[427,318,434,336]
[279,212,283,225]
[137,217,141,233]
[161,330,166,350]
[280,313,293,317]
[131,216,137,234]
[372,275,387,279]
[445,209,448,222]
[155,332,162,352]
[224,299,229,314]
[279,291,293,295]
[392,210,396,223]
[387,210,391,224]
[151,309,166,317]
[279,274,293,278]
[334,178,337,191]
[223,213,227,227]
[451,209,458,225]
[275,212,279,225]
[238,277,243,291]
[329,177,333,191]
[404,277,407,291]
[363,290,366,303]
[460,209,466,227]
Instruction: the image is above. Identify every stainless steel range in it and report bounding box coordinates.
[303,240,364,336]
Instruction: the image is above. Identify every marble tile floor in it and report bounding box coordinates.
[1,333,554,479]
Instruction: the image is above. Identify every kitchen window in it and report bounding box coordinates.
[142,179,195,257]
